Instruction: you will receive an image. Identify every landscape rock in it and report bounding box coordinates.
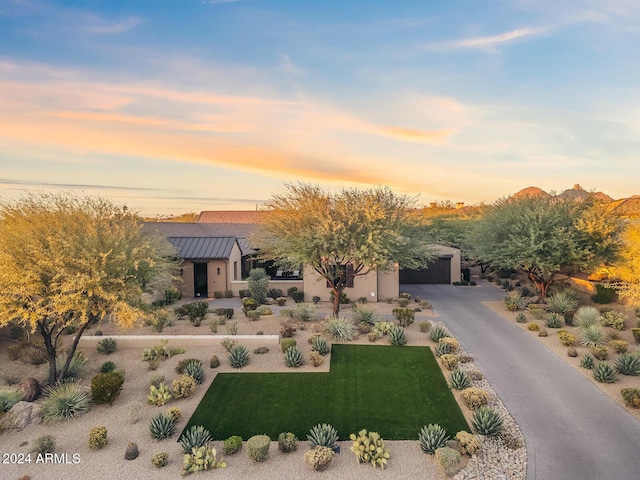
[567,347,577,357]
[125,442,139,460]
[4,401,41,431]
[538,328,548,337]
[18,377,41,402]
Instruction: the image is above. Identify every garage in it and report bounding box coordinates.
[399,256,452,284]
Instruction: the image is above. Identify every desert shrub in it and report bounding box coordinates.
[176,358,201,374]
[280,320,296,338]
[621,388,640,408]
[182,301,209,327]
[41,381,90,424]
[223,435,243,455]
[278,432,298,452]
[458,354,474,363]
[601,310,626,331]
[149,413,176,440]
[357,321,372,334]
[275,296,287,306]
[352,305,379,325]
[96,337,117,355]
[357,296,368,304]
[349,429,390,469]
[242,298,259,315]
[88,426,108,449]
[221,338,238,352]
[546,291,579,314]
[309,351,323,367]
[516,313,527,323]
[610,340,628,354]
[580,325,606,347]
[614,353,640,376]
[468,369,484,380]
[151,452,168,468]
[392,308,415,326]
[213,308,234,319]
[247,268,270,303]
[304,446,334,471]
[99,360,115,373]
[247,310,261,321]
[284,346,304,367]
[311,336,330,355]
[247,434,270,462]
[471,407,503,436]
[56,351,87,380]
[291,290,305,303]
[528,306,545,320]
[323,316,356,341]
[389,325,407,346]
[281,338,297,353]
[32,435,56,454]
[256,306,273,316]
[556,330,575,346]
[419,321,432,333]
[228,345,250,368]
[0,389,22,413]
[91,372,125,405]
[266,288,284,299]
[292,303,318,322]
[149,373,165,389]
[519,286,535,297]
[528,323,540,331]
[455,431,481,456]
[179,425,212,453]
[592,362,617,383]
[397,297,410,308]
[448,369,471,390]
[580,353,595,369]
[545,313,563,329]
[312,295,321,304]
[501,280,513,291]
[503,291,524,311]
[7,344,23,361]
[210,355,220,368]
[429,325,450,343]
[253,346,269,354]
[575,306,602,329]
[435,447,461,477]
[591,345,609,361]
[172,374,197,399]
[439,337,459,352]
[591,284,616,304]
[167,407,181,422]
[418,423,449,454]
[633,328,640,343]
[461,387,489,409]
[440,354,459,370]
[307,423,339,450]
[181,445,226,474]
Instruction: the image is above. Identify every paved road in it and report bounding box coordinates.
[401,282,640,480]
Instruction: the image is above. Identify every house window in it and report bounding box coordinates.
[326,264,354,288]
[233,261,238,281]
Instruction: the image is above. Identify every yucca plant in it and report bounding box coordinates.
[448,369,471,390]
[323,316,356,342]
[614,353,640,376]
[40,381,91,424]
[418,424,449,454]
[429,325,450,343]
[580,325,606,347]
[0,389,22,413]
[592,362,617,383]
[149,412,177,440]
[56,351,87,380]
[228,345,250,368]
[471,407,503,436]
[574,306,602,329]
[580,353,595,369]
[292,303,318,322]
[311,336,330,356]
[545,313,562,329]
[179,425,213,453]
[284,346,304,367]
[388,325,407,346]
[182,360,206,384]
[546,291,579,314]
[351,305,379,325]
[434,340,453,357]
[307,423,339,451]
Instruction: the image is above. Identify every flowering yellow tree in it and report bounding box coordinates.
[0,194,177,384]
[610,221,640,306]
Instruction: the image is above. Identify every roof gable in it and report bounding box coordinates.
[168,236,237,259]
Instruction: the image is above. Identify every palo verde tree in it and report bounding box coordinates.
[252,183,433,315]
[0,193,177,385]
[467,195,621,298]
[608,221,640,306]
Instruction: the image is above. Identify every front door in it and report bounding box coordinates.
[194,263,208,297]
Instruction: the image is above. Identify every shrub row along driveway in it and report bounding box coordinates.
[401,282,640,480]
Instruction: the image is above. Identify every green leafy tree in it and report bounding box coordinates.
[468,196,621,298]
[252,183,433,315]
[0,194,177,384]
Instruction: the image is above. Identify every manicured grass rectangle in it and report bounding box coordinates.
[183,344,468,440]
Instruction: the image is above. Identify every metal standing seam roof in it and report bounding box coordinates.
[167,236,237,259]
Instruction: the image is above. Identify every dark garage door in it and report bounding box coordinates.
[399,256,451,284]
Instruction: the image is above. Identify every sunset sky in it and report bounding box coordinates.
[1,0,640,214]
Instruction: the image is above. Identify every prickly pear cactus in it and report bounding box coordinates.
[349,429,390,469]
[181,446,226,476]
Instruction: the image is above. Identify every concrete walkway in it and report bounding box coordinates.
[401,282,640,480]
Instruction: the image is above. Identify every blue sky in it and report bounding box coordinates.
[1,0,639,214]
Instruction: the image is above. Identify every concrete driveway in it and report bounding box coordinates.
[401,282,640,480]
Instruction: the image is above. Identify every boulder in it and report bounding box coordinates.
[538,328,548,337]
[4,401,41,431]
[567,347,578,357]
[18,377,41,402]
[125,442,139,460]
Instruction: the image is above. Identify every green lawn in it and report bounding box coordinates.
[183,344,468,441]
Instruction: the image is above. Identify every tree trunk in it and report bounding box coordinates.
[526,271,552,299]
[58,319,90,382]
[331,286,342,316]
[38,320,58,385]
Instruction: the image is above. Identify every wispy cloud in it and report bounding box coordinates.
[0,178,165,192]
[426,27,548,53]
[82,16,141,34]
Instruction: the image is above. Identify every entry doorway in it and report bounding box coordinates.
[194,263,208,297]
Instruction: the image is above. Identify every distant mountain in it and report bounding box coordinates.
[512,184,613,203]
[605,195,640,218]
[511,186,552,199]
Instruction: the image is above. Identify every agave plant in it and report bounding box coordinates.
[471,407,503,436]
[228,345,250,369]
[429,325,450,343]
[388,325,407,346]
[614,353,640,376]
[0,389,22,413]
[351,305,379,325]
[179,425,213,453]
[592,362,617,383]
[546,291,579,314]
[149,412,177,440]
[311,336,330,356]
[307,423,339,450]
[284,346,304,368]
[323,316,356,342]
[182,360,206,384]
[40,381,91,424]
[580,353,595,369]
[448,369,471,390]
[418,424,449,454]
[580,325,606,348]
[434,341,453,357]
[545,313,563,329]
[574,306,603,329]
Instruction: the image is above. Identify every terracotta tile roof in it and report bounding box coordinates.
[197,210,272,224]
